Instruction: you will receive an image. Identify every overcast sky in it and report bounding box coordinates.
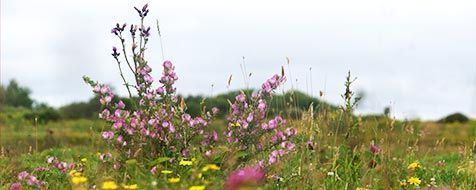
[2,0,476,120]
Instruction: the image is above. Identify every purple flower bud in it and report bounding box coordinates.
[169,124,176,133]
[163,60,173,70]
[307,141,314,150]
[93,84,101,92]
[212,130,218,141]
[130,25,137,36]
[153,87,163,96]
[246,113,254,122]
[150,166,157,174]
[102,131,114,140]
[27,175,38,186]
[281,141,295,150]
[134,6,143,17]
[370,143,380,154]
[17,171,29,180]
[212,107,219,115]
[142,4,149,12]
[181,148,190,157]
[47,157,55,164]
[236,93,246,102]
[140,26,151,37]
[144,75,153,84]
[99,109,111,120]
[111,28,118,35]
[10,182,22,190]
[285,128,296,137]
[100,96,112,105]
[111,46,120,57]
[182,113,191,122]
[117,101,125,109]
[269,154,277,164]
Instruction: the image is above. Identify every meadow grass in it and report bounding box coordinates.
[1,110,475,189]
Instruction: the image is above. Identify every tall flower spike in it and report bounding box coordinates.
[86,4,219,163]
[134,4,149,18]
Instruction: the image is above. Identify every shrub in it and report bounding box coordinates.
[438,112,469,123]
[23,104,61,124]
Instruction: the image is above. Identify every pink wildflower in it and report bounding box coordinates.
[225,165,266,190]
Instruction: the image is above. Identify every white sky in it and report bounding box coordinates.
[2,0,476,120]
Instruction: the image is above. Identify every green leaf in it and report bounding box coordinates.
[150,157,171,166]
[235,151,248,159]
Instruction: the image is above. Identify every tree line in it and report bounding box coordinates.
[0,80,337,124]
[1,80,469,124]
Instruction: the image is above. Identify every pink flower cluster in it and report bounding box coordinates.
[261,74,285,95]
[10,171,47,190]
[225,165,266,190]
[46,156,75,173]
[159,60,178,94]
[10,156,77,189]
[88,60,218,159]
[81,3,220,161]
[93,84,114,106]
[226,74,296,164]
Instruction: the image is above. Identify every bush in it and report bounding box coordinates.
[23,105,61,124]
[438,112,469,123]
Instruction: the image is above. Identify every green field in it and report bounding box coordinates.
[1,106,475,189]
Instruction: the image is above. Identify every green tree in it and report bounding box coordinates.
[5,80,33,108]
[0,85,5,107]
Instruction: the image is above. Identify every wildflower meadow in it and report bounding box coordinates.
[1,4,476,190]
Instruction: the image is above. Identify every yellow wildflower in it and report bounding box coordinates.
[201,164,220,172]
[168,177,180,183]
[231,122,241,127]
[161,170,173,174]
[408,162,421,170]
[197,173,203,178]
[71,176,88,185]
[122,184,138,189]
[69,170,82,177]
[408,177,421,186]
[189,185,206,190]
[81,158,87,162]
[179,159,193,166]
[101,181,118,190]
[68,170,77,177]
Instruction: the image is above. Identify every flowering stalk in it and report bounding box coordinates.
[225,74,297,165]
[83,4,219,163]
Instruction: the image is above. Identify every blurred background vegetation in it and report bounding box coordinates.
[0,79,340,123]
[1,79,471,128]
